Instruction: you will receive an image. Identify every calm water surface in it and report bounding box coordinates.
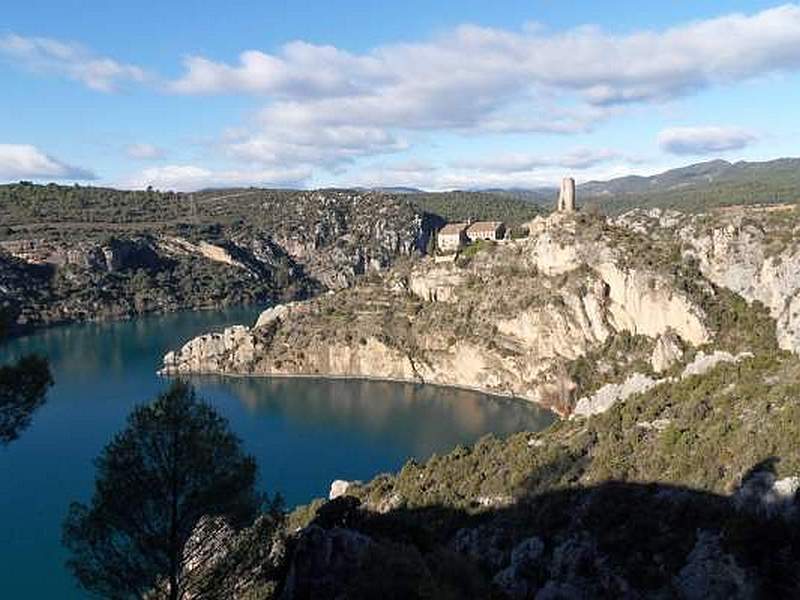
[0,307,555,597]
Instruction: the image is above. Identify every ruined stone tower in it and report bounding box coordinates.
[557,177,576,212]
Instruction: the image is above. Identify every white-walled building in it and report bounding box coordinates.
[437,222,468,252]
[466,221,506,242]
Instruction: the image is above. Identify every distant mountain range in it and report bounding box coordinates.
[477,158,800,213]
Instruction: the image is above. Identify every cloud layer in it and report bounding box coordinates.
[5,5,798,187]
[0,144,96,180]
[163,4,798,174]
[0,34,146,92]
[170,5,800,107]
[118,164,311,191]
[658,126,758,155]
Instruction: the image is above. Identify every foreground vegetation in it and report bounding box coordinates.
[272,349,800,598]
[63,381,283,600]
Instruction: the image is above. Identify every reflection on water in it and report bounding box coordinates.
[192,376,554,460]
[0,307,554,598]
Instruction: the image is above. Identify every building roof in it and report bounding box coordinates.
[439,222,468,235]
[466,221,504,234]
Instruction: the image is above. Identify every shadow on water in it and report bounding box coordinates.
[0,308,558,598]
[0,355,52,446]
[277,456,800,599]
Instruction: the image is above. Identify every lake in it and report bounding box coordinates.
[0,307,555,597]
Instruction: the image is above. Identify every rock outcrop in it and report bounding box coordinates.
[162,212,719,414]
[572,372,659,417]
[0,189,433,332]
[651,332,684,372]
[615,206,800,354]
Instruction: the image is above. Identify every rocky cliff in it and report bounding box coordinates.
[0,189,432,332]
[256,190,433,289]
[614,205,800,353]
[162,212,756,414]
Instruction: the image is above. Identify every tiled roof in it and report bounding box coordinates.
[467,221,504,234]
[439,222,468,235]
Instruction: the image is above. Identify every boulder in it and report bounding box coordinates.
[328,479,352,500]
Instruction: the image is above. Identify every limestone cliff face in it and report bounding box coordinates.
[162,213,714,412]
[615,206,800,353]
[685,224,800,352]
[0,237,162,272]
[263,190,432,289]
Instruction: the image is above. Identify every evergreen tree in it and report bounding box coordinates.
[63,381,267,600]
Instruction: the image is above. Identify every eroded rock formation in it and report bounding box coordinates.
[162,212,719,414]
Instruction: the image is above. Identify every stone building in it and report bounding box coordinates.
[466,221,506,242]
[557,177,576,212]
[437,222,468,252]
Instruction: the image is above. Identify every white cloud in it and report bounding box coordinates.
[118,164,311,191]
[125,143,166,160]
[163,4,800,174]
[169,6,800,109]
[337,156,655,192]
[0,144,96,180]
[6,5,797,185]
[454,148,626,173]
[658,126,757,155]
[224,122,407,169]
[0,33,147,92]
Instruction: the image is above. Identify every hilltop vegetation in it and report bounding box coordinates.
[580,158,800,214]
[0,185,430,333]
[407,190,543,226]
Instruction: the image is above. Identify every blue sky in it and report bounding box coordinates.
[2,0,799,190]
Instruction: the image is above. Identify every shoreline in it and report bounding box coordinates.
[160,366,561,418]
[1,299,280,342]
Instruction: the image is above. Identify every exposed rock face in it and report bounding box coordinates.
[328,480,353,500]
[162,213,716,413]
[651,332,684,372]
[686,222,800,352]
[680,350,753,379]
[1,190,433,332]
[616,206,800,354]
[594,262,708,345]
[0,237,163,272]
[254,301,305,329]
[571,349,754,418]
[572,372,659,417]
[163,325,258,373]
[405,269,463,303]
[264,190,432,290]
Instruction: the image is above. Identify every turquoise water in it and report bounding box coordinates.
[0,308,555,597]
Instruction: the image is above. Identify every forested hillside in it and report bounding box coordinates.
[580,158,800,213]
[407,190,543,225]
[0,184,432,333]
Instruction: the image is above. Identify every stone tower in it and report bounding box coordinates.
[557,177,576,212]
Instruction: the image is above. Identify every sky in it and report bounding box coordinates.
[1,0,800,191]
